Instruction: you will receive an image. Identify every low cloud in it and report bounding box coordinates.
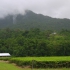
[0,0,70,19]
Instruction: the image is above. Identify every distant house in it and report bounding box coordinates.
[51,32,57,35]
[0,53,11,57]
[53,32,56,35]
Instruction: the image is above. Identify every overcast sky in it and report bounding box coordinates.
[0,0,70,19]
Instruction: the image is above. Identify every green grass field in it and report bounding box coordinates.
[0,56,70,70]
[11,56,70,61]
[0,61,24,70]
[0,61,70,70]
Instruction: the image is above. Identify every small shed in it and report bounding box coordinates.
[0,53,11,57]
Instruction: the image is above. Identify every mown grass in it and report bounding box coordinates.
[0,61,24,70]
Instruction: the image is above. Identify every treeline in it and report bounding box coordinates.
[0,28,70,56]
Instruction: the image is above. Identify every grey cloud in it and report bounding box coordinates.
[0,0,70,19]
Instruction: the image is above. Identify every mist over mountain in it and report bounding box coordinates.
[0,10,70,30]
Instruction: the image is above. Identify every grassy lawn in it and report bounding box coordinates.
[0,61,24,70]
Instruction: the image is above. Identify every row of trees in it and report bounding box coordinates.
[0,28,70,56]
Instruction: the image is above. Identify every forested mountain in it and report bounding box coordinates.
[0,10,70,30]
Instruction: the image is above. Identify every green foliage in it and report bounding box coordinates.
[3,57,70,68]
[0,28,70,56]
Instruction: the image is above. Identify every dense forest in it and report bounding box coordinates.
[0,28,70,56]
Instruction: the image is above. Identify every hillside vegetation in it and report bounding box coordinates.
[0,28,70,56]
[0,10,70,30]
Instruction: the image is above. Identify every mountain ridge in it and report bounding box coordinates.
[0,10,70,30]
